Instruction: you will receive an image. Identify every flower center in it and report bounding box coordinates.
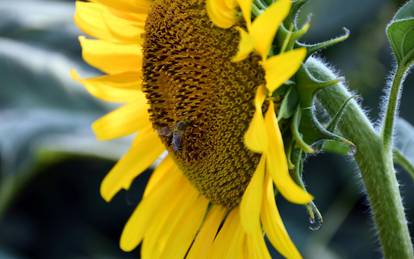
[143,0,264,208]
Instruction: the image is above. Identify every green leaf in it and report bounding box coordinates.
[0,1,79,55]
[0,109,129,175]
[0,39,103,111]
[386,0,414,66]
[0,109,130,220]
[0,1,125,219]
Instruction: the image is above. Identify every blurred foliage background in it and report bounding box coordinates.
[0,0,413,258]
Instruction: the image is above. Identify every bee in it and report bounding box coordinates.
[157,121,189,152]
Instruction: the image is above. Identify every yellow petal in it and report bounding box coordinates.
[143,155,175,198]
[141,175,192,259]
[71,70,142,103]
[206,0,238,28]
[261,173,302,259]
[90,0,151,14]
[232,27,255,62]
[100,126,165,201]
[79,36,142,74]
[240,155,265,233]
[210,208,240,259]
[250,0,291,59]
[120,170,182,252]
[75,1,144,43]
[160,196,209,259]
[264,101,313,204]
[108,8,147,25]
[151,180,200,258]
[262,48,307,93]
[187,206,227,259]
[92,93,150,140]
[226,218,245,259]
[246,221,271,259]
[236,0,253,28]
[141,217,166,259]
[244,85,268,153]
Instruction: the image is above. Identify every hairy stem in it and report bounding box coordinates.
[394,149,414,182]
[307,58,413,259]
[382,65,408,152]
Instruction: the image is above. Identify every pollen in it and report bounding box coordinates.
[143,0,265,208]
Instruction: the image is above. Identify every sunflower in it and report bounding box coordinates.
[72,0,313,258]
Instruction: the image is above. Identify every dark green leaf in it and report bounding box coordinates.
[0,39,103,111]
[0,109,128,176]
[0,1,123,220]
[386,0,414,66]
[0,1,80,55]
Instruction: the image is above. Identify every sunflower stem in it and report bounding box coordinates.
[381,65,408,153]
[394,149,414,182]
[307,58,414,259]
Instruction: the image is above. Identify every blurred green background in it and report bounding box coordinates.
[0,0,413,258]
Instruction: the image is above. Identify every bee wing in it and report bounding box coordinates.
[157,126,172,137]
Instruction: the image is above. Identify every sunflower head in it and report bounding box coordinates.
[71,0,350,257]
[143,0,267,208]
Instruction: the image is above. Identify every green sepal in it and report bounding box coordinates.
[277,20,311,52]
[277,86,299,120]
[326,95,357,132]
[286,138,296,170]
[297,27,350,56]
[294,64,354,153]
[291,107,315,153]
[290,148,323,230]
[386,0,414,66]
[321,139,355,156]
[273,83,291,97]
[320,95,357,155]
[285,0,309,26]
[296,65,342,105]
[253,0,267,10]
[262,0,273,7]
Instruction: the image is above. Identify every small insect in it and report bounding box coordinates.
[157,121,189,152]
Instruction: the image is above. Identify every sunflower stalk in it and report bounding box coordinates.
[307,58,414,259]
[394,149,414,182]
[381,64,408,153]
